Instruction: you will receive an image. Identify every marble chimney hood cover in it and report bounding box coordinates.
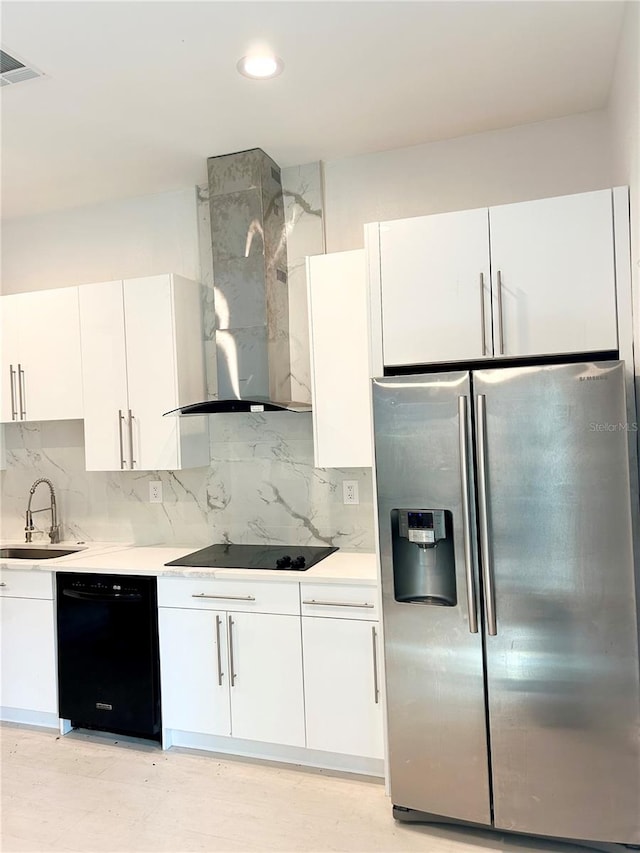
[169,148,310,416]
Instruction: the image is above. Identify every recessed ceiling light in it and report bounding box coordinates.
[237,54,283,80]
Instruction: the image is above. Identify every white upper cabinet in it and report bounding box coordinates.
[488,190,618,358]
[1,287,83,423]
[307,249,373,468]
[79,274,209,471]
[377,208,492,366]
[369,189,619,368]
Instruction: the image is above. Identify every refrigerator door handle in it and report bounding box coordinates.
[458,395,478,634]
[476,394,497,636]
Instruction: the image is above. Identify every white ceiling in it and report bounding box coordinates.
[0,0,626,220]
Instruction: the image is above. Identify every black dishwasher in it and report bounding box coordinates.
[56,573,161,741]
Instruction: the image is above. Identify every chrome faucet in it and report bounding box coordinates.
[25,478,60,544]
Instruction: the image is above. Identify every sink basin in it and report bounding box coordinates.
[0,546,86,560]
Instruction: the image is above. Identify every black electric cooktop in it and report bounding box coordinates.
[165,543,338,571]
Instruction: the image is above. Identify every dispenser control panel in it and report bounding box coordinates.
[398,509,446,545]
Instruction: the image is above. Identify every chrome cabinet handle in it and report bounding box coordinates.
[371,625,380,704]
[9,365,17,420]
[477,395,497,636]
[17,364,26,419]
[302,599,374,608]
[215,614,224,686]
[0,582,7,587]
[496,270,505,355]
[458,396,478,634]
[127,409,135,468]
[191,593,255,601]
[479,273,487,356]
[228,614,236,687]
[118,410,126,469]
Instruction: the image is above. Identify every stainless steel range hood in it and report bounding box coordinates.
[168,148,310,415]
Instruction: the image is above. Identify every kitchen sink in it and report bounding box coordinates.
[0,546,86,560]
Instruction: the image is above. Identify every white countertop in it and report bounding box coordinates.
[0,543,378,585]
[0,541,134,569]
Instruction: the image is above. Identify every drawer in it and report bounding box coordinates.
[157,576,300,615]
[0,570,54,600]
[301,583,379,620]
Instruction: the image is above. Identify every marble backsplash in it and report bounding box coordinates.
[0,162,376,551]
[0,417,374,549]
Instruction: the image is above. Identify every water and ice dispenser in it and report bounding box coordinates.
[391,509,457,606]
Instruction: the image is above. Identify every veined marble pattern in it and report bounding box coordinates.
[282,162,324,404]
[196,160,321,404]
[0,163,375,551]
[0,416,374,549]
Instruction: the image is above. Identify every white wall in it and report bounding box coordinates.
[1,187,200,295]
[323,111,612,252]
[607,0,640,483]
[608,0,640,347]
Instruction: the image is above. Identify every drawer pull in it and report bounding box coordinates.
[479,272,487,356]
[9,365,17,420]
[228,614,236,687]
[497,270,505,355]
[128,409,136,469]
[215,614,224,686]
[0,582,6,587]
[118,410,126,469]
[302,599,374,609]
[191,593,255,601]
[372,625,380,704]
[18,364,26,419]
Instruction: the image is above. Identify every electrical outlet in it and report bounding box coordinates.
[342,480,359,505]
[149,481,163,503]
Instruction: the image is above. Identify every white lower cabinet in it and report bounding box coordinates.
[158,576,384,767]
[158,607,231,736]
[300,583,383,761]
[302,615,384,760]
[228,611,305,746]
[158,579,305,747]
[0,570,57,723]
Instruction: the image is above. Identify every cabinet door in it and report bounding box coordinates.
[489,190,618,357]
[123,276,180,470]
[379,209,491,366]
[302,617,383,759]
[0,597,57,714]
[79,281,130,471]
[2,289,83,422]
[228,612,305,747]
[307,250,372,468]
[0,295,21,422]
[158,607,231,736]
[18,287,83,421]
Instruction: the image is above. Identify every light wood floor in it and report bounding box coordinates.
[0,724,615,853]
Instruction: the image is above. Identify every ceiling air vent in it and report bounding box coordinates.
[0,49,43,87]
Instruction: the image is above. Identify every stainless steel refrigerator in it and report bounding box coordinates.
[372,360,640,847]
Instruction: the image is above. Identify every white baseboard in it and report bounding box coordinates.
[163,728,385,777]
[0,707,59,729]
